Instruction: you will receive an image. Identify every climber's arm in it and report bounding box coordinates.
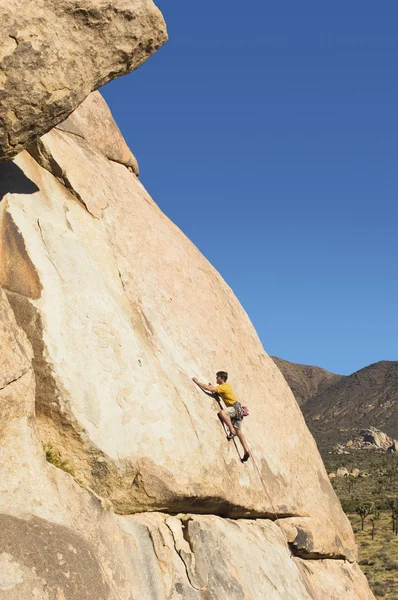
[192,378,218,393]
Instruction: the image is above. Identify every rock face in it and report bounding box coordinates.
[0,0,167,160]
[56,91,140,175]
[1,134,354,552]
[0,96,376,598]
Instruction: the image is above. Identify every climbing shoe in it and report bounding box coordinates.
[241,452,250,463]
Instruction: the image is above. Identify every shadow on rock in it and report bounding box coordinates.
[0,162,38,200]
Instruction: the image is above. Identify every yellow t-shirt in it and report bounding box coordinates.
[216,383,237,407]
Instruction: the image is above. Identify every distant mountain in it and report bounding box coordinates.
[273,358,398,451]
[272,357,344,406]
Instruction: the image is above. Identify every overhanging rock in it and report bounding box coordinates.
[0,0,167,160]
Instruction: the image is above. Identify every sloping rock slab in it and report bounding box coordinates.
[0,132,355,560]
[0,326,373,599]
[0,0,167,160]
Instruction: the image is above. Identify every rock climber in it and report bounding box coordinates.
[192,371,250,463]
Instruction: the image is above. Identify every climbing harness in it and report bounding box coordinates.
[214,396,243,459]
[231,401,249,420]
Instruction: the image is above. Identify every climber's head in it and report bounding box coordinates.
[216,371,228,384]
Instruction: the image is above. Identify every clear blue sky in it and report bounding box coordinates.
[102,1,398,376]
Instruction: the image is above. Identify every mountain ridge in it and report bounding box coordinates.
[273,357,398,450]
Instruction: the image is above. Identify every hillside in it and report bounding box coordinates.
[274,358,398,451]
[272,357,344,406]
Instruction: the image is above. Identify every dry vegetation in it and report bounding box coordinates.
[324,450,398,599]
[349,512,398,599]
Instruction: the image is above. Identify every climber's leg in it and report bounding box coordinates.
[236,429,250,455]
[218,409,236,437]
[234,422,250,462]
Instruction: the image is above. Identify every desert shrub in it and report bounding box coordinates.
[372,581,387,596]
[43,443,75,477]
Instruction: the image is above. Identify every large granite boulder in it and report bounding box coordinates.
[0,0,377,593]
[0,286,374,598]
[0,94,377,599]
[359,427,394,450]
[0,0,167,161]
[0,104,355,564]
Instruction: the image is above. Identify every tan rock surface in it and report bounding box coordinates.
[297,558,376,600]
[0,302,374,597]
[0,0,167,160]
[0,444,375,600]
[56,91,139,174]
[0,288,32,390]
[0,129,355,562]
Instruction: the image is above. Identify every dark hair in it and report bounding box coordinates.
[216,371,228,382]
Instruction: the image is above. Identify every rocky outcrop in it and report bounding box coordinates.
[360,427,395,450]
[334,427,398,453]
[0,0,167,160]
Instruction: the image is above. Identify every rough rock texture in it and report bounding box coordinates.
[0,288,374,598]
[296,559,375,600]
[57,91,139,174]
[0,0,167,160]
[0,98,375,598]
[0,287,32,390]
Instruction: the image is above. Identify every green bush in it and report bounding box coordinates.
[43,443,75,477]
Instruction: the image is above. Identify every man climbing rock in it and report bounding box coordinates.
[192,371,250,463]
